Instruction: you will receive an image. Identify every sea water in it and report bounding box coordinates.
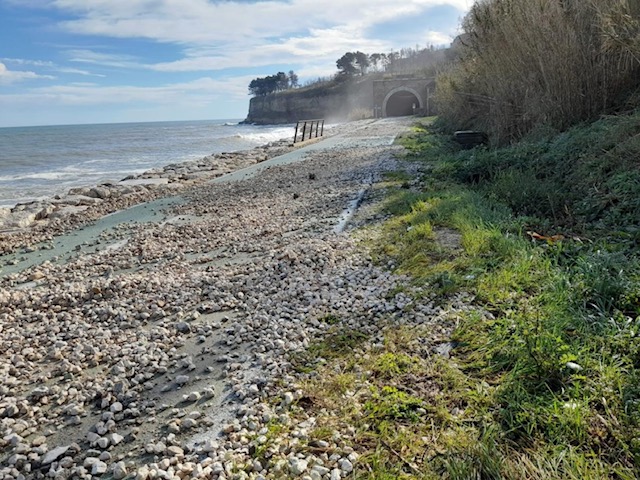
[0,120,294,208]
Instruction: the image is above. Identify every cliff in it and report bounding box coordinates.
[244,77,374,124]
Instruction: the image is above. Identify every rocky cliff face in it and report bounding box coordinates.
[244,78,373,125]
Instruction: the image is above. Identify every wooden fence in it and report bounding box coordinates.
[293,119,325,144]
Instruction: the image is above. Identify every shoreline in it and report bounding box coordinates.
[0,121,360,256]
[0,117,424,480]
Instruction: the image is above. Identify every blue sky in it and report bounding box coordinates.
[0,0,472,127]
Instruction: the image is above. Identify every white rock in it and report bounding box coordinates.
[41,445,70,465]
[92,460,108,475]
[136,465,150,480]
[289,458,308,475]
[113,461,128,480]
[97,437,110,449]
[339,458,353,473]
[107,432,124,446]
[283,392,294,405]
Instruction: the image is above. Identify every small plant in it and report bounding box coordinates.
[372,352,419,378]
[321,314,341,325]
[364,386,425,423]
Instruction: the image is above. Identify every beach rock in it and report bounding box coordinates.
[92,460,108,475]
[0,211,36,229]
[41,445,70,465]
[339,458,354,474]
[68,187,91,196]
[113,461,128,479]
[107,433,124,446]
[90,186,112,199]
[289,458,308,475]
[175,321,191,333]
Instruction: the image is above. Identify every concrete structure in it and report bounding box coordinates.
[373,77,436,118]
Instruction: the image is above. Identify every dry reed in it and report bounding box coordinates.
[436,0,640,143]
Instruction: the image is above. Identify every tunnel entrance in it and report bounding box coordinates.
[385,90,420,117]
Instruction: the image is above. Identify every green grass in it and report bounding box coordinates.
[285,112,640,479]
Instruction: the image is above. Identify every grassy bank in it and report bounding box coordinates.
[286,113,640,478]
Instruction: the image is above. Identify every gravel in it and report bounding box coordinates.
[0,117,447,479]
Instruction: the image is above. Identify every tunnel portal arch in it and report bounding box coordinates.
[382,87,423,117]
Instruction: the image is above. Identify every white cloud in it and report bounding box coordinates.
[0,62,55,85]
[2,57,106,78]
[57,67,106,77]
[44,0,468,73]
[4,0,472,84]
[1,58,55,68]
[423,30,456,46]
[0,75,253,107]
[48,0,471,43]
[66,49,141,68]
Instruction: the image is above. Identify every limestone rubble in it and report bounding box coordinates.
[0,118,451,479]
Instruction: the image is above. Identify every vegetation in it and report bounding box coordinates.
[436,0,640,144]
[248,70,299,96]
[248,45,449,97]
[336,51,370,77]
[285,113,640,478]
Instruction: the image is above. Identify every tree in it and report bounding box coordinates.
[248,71,298,96]
[288,70,299,88]
[385,51,399,72]
[336,52,358,76]
[369,53,384,71]
[354,51,369,75]
[275,71,289,91]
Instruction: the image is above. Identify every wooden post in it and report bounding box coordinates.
[294,119,325,143]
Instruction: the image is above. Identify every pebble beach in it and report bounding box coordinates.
[0,117,452,480]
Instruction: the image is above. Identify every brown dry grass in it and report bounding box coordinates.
[436,0,640,143]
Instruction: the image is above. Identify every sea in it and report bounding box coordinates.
[0,119,295,208]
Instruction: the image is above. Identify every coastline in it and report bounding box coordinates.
[0,129,311,256]
[0,117,430,480]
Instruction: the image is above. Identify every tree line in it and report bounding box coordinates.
[248,70,299,96]
[248,46,447,96]
[336,47,448,77]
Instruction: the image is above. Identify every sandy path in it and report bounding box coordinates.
[0,117,433,480]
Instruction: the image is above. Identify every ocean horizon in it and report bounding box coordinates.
[0,119,295,208]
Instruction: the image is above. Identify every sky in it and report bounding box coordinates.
[0,0,473,127]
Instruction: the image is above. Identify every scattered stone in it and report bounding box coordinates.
[289,458,308,475]
[0,118,436,480]
[92,460,108,475]
[41,445,70,465]
[113,461,128,480]
[186,391,201,402]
